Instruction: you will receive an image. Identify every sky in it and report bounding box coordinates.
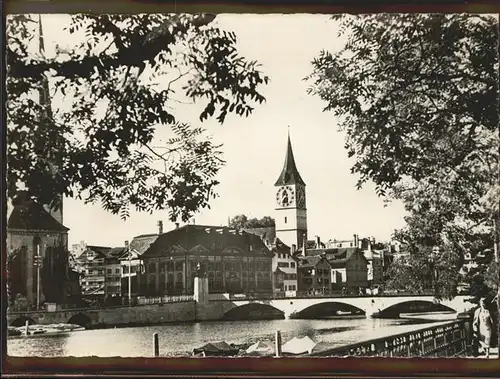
[11,13,408,248]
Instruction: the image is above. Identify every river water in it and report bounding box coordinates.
[7,313,455,357]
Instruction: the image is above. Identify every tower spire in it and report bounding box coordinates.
[38,14,64,225]
[38,14,45,55]
[275,129,305,186]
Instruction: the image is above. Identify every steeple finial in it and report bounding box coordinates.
[38,14,45,55]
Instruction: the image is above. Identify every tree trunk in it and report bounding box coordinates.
[494,215,500,358]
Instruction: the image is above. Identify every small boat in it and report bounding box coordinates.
[282,336,317,356]
[192,341,240,357]
[7,323,84,339]
[31,329,47,335]
[336,311,352,316]
[7,327,22,337]
[243,339,275,357]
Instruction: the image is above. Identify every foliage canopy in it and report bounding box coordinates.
[7,14,269,222]
[229,214,276,229]
[306,14,499,302]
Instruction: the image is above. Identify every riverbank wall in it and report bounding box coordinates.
[8,301,199,329]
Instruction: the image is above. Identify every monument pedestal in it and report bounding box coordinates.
[194,276,209,305]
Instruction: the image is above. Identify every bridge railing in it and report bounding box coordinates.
[136,294,194,305]
[225,290,436,301]
[309,318,471,357]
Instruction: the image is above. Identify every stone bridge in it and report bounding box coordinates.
[7,293,475,328]
[197,294,474,321]
[7,300,197,328]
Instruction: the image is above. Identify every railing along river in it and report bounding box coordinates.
[309,318,471,357]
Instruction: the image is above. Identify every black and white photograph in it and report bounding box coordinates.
[5,11,499,361]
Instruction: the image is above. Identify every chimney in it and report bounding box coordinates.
[315,235,321,248]
[353,234,359,248]
[175,222,179,229]
[291,244,296,254]
[158,220,164,234]
[125,240,129,247]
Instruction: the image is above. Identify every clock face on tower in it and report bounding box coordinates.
[276,186,295,207]
[296,186,306,208]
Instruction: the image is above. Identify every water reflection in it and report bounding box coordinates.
[8,316,446,357]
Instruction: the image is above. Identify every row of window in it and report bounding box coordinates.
[285,284,297,291]
[85,268,120,276]
[277,261,296,268]
[149,270,271,283]
[283,273,297,280]
[276,253,290,259]
[82,281,105,287]
[146,275,271,290]
[302,278,330,285]
[147,260,270,273]
[122,265,139,274]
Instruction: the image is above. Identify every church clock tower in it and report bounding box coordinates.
[274,132,307,249]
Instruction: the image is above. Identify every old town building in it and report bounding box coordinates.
[140,224,273,296]
[297,245,369,293]
[77,246,124,303]
[296,254,333,295]
[119,233,159,300]
[271,239,298,295]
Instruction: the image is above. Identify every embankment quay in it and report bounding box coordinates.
[7,287,473,329]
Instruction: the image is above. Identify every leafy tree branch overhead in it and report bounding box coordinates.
[6,14,269,222]
[306,14,498,196]
[306,14,499,303]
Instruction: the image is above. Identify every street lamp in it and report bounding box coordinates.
[33,244,42,310]
[127,244,132,306]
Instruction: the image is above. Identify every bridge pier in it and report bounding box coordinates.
[363,298,381,318]
[364,307,380,318]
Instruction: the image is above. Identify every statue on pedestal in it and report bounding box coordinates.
[195,262,206,278]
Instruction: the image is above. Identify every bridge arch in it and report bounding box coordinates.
[222,303,285,321]
[294,301,365,319]
[10,316,36,327]
[377,300,456,318]
[68,312,92,328]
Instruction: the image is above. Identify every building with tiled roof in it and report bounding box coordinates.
[295,254,333,295]
[295,243,369,294]
[7,194,71,307]
[242,227,276,248]
[119,233,159,301]
[8,199,69,233]
[243,227,299,296]
[270,238,298,295]
[76,245,126,302]
[140,224,273,296]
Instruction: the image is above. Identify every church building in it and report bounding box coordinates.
[6,16,79,309]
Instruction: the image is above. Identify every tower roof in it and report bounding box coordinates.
[275,132,305,186]
[7,197,69,232]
